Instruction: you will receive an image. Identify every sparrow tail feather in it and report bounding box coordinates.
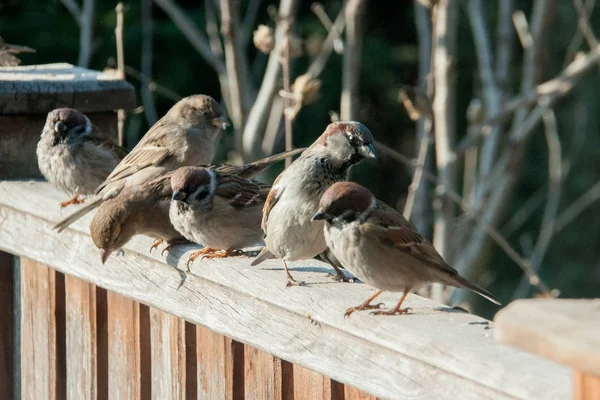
[53,197,103,232]
[455,276,502,306]
[250,247,276,266]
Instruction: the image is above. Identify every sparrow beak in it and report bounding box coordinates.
[311,208,326,221]
[100,248,112,265]
[358,143,376,159]
[172,189,186,201]
[211,116,230,130]
[54,121,67,134]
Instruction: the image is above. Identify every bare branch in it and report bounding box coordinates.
[220,0,252,149]
[431,0,459,302]
[141,0,158,126]
[205,0,224,58]
[153,0,226,75]
[124,65,182,102]
[573,0,599,50]
[60,0,81,21]
[554,180,600,234]
[115,3,126,146]
[340,0,365,120]
[563,0,596,66]
[306,3,348,79]
[403,133,432,220]
[241,0,262,48]
[281,19,293,167]
[242,0,300,160]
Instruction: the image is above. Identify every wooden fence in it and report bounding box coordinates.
[0,180,572,399]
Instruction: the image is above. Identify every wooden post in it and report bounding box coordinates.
[0,63,135,179]
[0,252,14,399]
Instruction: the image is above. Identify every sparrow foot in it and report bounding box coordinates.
[201,248,244,261]
[344,302,385,318]
[285,276,306,288]
[327,272,360,283]
[60,195,85,208]
[149,239,163,253]
[160,238,188,256]
[370,307,412,316]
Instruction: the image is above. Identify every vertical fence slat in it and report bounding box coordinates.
[107,291,142,399]
[0,252,14,400]
[150,308,186,399]
[292,364,336,400]
[20,258,66,399]
[65,274,97,399]
[244,345,283,400]
[574,371,600,400]
[342,384,378,400]
[196,325,237,399]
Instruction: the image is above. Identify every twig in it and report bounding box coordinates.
[153,0,226,75]
[77,0,95,67]
[60,0,81,20]
[430,0,458,302]
[115,3,126,146]
[375,140,551,295]
[573,0,599,50]
[467,0,503,207]
[513,108,562,299]
[220,0,252,148]
[306,3,347,79]
[340,0,365,120]
[501,185,546,237]
[403,133,431,220]
[242,0,300,160]
[281,19,293,168]
[241,0,262,48]
[124,66,181,102]
[141,0,158,125]
[563,0,596,66]
[205,0,224,59]
[554,180,600,234]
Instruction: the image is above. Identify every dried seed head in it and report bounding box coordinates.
[292,74,321,105]
[253,25,275,54]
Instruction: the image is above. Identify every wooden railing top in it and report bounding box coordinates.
[0,63,135,114]
[0,180,571,399]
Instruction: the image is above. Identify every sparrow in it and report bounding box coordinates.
[251,121,376,287]
[169,148,306,269]
[36,108,128,208]
[90,172,186,264]
[54,94,228,232]
[312,182,501,316]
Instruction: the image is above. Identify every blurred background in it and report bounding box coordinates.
[1,0,599,318]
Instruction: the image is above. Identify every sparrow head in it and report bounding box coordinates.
[42,108,92,146]
[312,182,375,225]
[168,94,230,138]
[90,197,137,264]
[170,166,217,208]
[313,121,376,167]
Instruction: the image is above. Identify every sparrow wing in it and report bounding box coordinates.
[215,174,269,208]
[260,173,285,235]
[84,124,128,159]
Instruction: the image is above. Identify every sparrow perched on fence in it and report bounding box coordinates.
[251,121,376,287]
[312,182,501,316]
[37,108,127,208]
[54,94,228,232]
[169,148,305,269]
[90,173,186,264]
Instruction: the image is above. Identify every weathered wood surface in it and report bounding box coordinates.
[0,181,572,399]
[0,252,14,400]
[20,258,66,400]
[0,63,135,114]
[150,308,186,399]
[495,299,600,377]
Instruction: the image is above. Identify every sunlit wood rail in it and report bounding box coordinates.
[0,180,571,399]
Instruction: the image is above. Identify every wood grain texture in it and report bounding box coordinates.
[0,252,14,400]
[292,364,333,400]
[0,63,135,114]
[342,385,378,400]
[150,308,186,399]
[107,291,142,400]
[0,181,572,399]
[20,258,66,400]
[244,346,282,400]
[495,299,600,376]
[574,371,600,400]
[196,324,238,399]
[65,274,97,400]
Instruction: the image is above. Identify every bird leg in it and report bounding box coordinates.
[370,289,412,316]
[284,260,305,288]
[160,238,189,256]
[149,239,163,253]
[344,290,385,317]
[60,195,85,208]
[329,264,359,283]
[186,247,218,269]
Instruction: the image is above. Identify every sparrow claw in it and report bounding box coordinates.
[344,302,385,318]
[60,195,85,208]
[327,272,360,283]
[370,307,412,316]
[149,239,163,253]
[285,277,306,288]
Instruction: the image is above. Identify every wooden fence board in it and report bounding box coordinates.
[196,324,238,399]
[0,252,14,400]
[244,346,283,400]
[150,308,186,399]
[65,274,97,400]
[292,364,333,400]
[574,371,600,400]
[20,258,66,400]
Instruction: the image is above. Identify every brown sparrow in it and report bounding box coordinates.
[54,94,228,232]
[37,108,128,208]
[90,172,187,264]
[312,182,501,316]
[169,148,305,268]
[251,121,376,287]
